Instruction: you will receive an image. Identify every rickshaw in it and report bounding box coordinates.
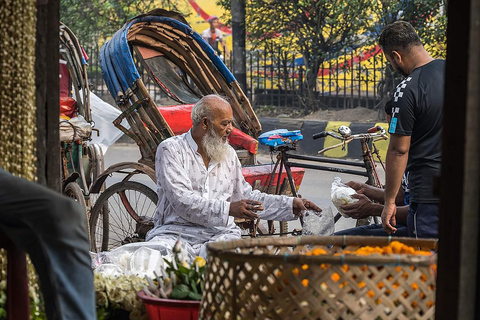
[88,9,305,252]
[59,22,105,228]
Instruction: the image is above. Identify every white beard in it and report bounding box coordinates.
[202,126,230,163]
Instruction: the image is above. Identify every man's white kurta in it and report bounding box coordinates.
[146,130,295,248]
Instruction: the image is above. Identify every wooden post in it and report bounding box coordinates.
[35,0,60,190]
[436,0,480,319]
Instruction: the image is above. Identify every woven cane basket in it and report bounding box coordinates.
[199,235,437,320]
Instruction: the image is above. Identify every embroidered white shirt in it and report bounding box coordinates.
[145,130,295,244]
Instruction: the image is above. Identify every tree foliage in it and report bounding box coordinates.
[60,0,188,45]
[367,0,447,58]
[364,0,447,102]
[220,0,372,110]
[219,0,447,110]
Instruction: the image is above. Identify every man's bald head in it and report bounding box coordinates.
[191,94,231,126]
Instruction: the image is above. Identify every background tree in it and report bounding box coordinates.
[219,0,447,112]
[219,0,372,111]
[60,0,187,45]
[367,0,447,58]
[365,0,447,107]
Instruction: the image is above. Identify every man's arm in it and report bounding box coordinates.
[346,181,405,205]
[341,193,408,223]
[345,181,384,203]
[230,157,321,221]
[382,134,411,233]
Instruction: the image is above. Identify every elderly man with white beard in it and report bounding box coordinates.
[145,94,321,258]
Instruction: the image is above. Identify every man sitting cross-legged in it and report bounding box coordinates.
[146,94,321,258]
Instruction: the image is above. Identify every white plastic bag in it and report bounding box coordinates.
[331,177,358,218]
[127,246,164,278]
[88,91,126,154]
[302,207,335,236]
[94,264,124,277]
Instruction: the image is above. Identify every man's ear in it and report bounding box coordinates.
[391,50,402,64]
[202,117,208,130]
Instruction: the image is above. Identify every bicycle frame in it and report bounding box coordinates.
[265,126,388,226]
[267,144,372,196]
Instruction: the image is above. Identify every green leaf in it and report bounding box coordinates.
[188,291,203,301]
[191,279,198,294]
[164,259,174,269]
[178,264,190,274]
[171,284,191,299]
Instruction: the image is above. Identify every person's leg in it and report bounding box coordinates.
[407,203,417,237]
[148,234,197,261]
[334,223,409,237]
[196,232,240,259]
[412,203,439,238]
[0,169,95,320]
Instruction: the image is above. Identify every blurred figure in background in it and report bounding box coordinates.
[202,15,229,59]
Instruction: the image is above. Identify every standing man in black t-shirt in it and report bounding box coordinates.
[379,21,445,238]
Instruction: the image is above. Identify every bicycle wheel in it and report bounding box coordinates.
[89,181,157,252]
[64,182,89,232]
[64,181,87,210]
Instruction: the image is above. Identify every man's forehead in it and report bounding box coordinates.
[213,104,233,118]
[206,98,232,117]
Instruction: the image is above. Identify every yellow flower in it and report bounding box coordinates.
[194,256,206,268]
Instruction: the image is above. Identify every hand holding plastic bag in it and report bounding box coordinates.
[331,177,359,218]
[302,207,334,236]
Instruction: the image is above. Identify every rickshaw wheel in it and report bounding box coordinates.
[64,182,89,233]
[89,181,158,252]
[85,144,104,190]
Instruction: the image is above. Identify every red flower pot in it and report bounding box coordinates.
[137,290,201,320]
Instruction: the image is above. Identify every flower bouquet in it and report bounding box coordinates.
[137,237,206,320]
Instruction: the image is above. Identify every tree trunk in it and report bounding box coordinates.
[304,59,322,112]
[231,0,247,92]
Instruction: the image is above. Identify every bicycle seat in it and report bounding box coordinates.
[258,129,303,147]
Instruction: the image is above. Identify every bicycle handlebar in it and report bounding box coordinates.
[312,131,328,140]
[312,126,387,141]
[367,125,383,133]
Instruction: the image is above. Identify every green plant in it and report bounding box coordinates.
[143,238,206,301]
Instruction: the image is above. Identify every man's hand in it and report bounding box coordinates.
[381,202,398,234]
[340,194,375,219]
[293,198,322,217]
[345,181,365,193]
[229,200,263,220]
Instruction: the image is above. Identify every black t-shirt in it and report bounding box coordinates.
[387,59,445,203]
